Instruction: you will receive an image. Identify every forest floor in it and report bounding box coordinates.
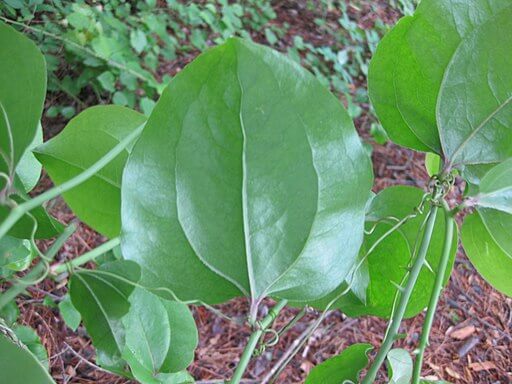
[11,1,512,383]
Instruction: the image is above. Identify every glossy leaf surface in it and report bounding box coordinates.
[0,21,46,176]
[35,106,147,238]
[0,333,54,384]
[309,186,457,318]
[122,38,372,304]
[122,288,171,375]
[305,343,372,384]
[462,212,512,297]
[369,0,512,163]
[462,160,512,297]
[69,260,140,363]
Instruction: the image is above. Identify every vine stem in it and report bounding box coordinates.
[0,223,77,311]
[0,124,144,240]
[50,237,120,276]
[361,203,439,384]
[412,199,454,383]
[229,299,288,384]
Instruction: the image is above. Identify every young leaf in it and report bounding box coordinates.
[13,325,49,371]
[69,260,141,362]
[58,294,81,331]
[0,193,63,239]
[34,106,147,238]
[0,21,46,176]
[387,348,413,384]
[462,212,512,297]
[15,122,43,193]
[305,343,372,384]
[159,299,198,373]
[122,288,171,375]
[425,153,441,177]
[0,332,54,384]
[0,235,34,273]
[122,38,372,305]
[472,158,512,215]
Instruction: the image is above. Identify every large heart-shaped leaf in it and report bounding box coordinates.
[121,38,372,305]
[69,260,141,365]
[462,159,512,297]
[305,343,372,384]
[0,21,46,177]
[0,332,54,384]
[369,0,512,166]
[307,186,457,318]
[35,106,147,238]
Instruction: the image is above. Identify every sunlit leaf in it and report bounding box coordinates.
[387,348,412,384]
[305,343,372,384]
[34,106,146,237]
[121,38,372,305]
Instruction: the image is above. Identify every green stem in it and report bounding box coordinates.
[412,200,454,383]
[0,124,144,240]
[361,204,439,384]
[229,299,288,384]
[50,237,120,276]
[0,223,77,311]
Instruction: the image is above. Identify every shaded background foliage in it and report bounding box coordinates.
[0,1,510,383]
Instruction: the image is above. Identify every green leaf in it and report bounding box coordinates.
[305,343,372,384]
[0,235,34,272]
[58,294,81,331]
[69,260,141,362]
[387,348,412,384]
[462,212,512,297]
[140,97,156,116]
[97,71,117,93]
[0,333,54,384]
[130,29,148,54]
[472,158,512,215]
[122,288,171,375]
[425,152,441,178]
[15,123,43,193]
[439,8,512,166]
[34,106,146,237]
[0,300,19,325]
[159,299,198,373]
[369,0,512,160]
[13,326,49,371]
[308,186,457,318]
[0,21,46,176]
[0,193,63,239]
[121,38,372,305]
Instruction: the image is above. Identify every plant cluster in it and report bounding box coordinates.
[0,1,511,384]
[0,1,404,128]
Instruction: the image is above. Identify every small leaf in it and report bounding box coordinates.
[122,288,170,374]
[0,333,55,384]
[15,123,43,193]
[34,106,146,237]
[461,212,512,297]
[13,326,49,371]
[130,29,148,54]
[0,300,19,325]
[58,295,81,331]
[472,158,512,215]
[425,153,441,177]
[69,260,141,361]
[305,343,372,384]
[97,71,116,93]
[387,348,412,384]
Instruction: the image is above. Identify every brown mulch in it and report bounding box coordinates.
[4,1,511,384]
